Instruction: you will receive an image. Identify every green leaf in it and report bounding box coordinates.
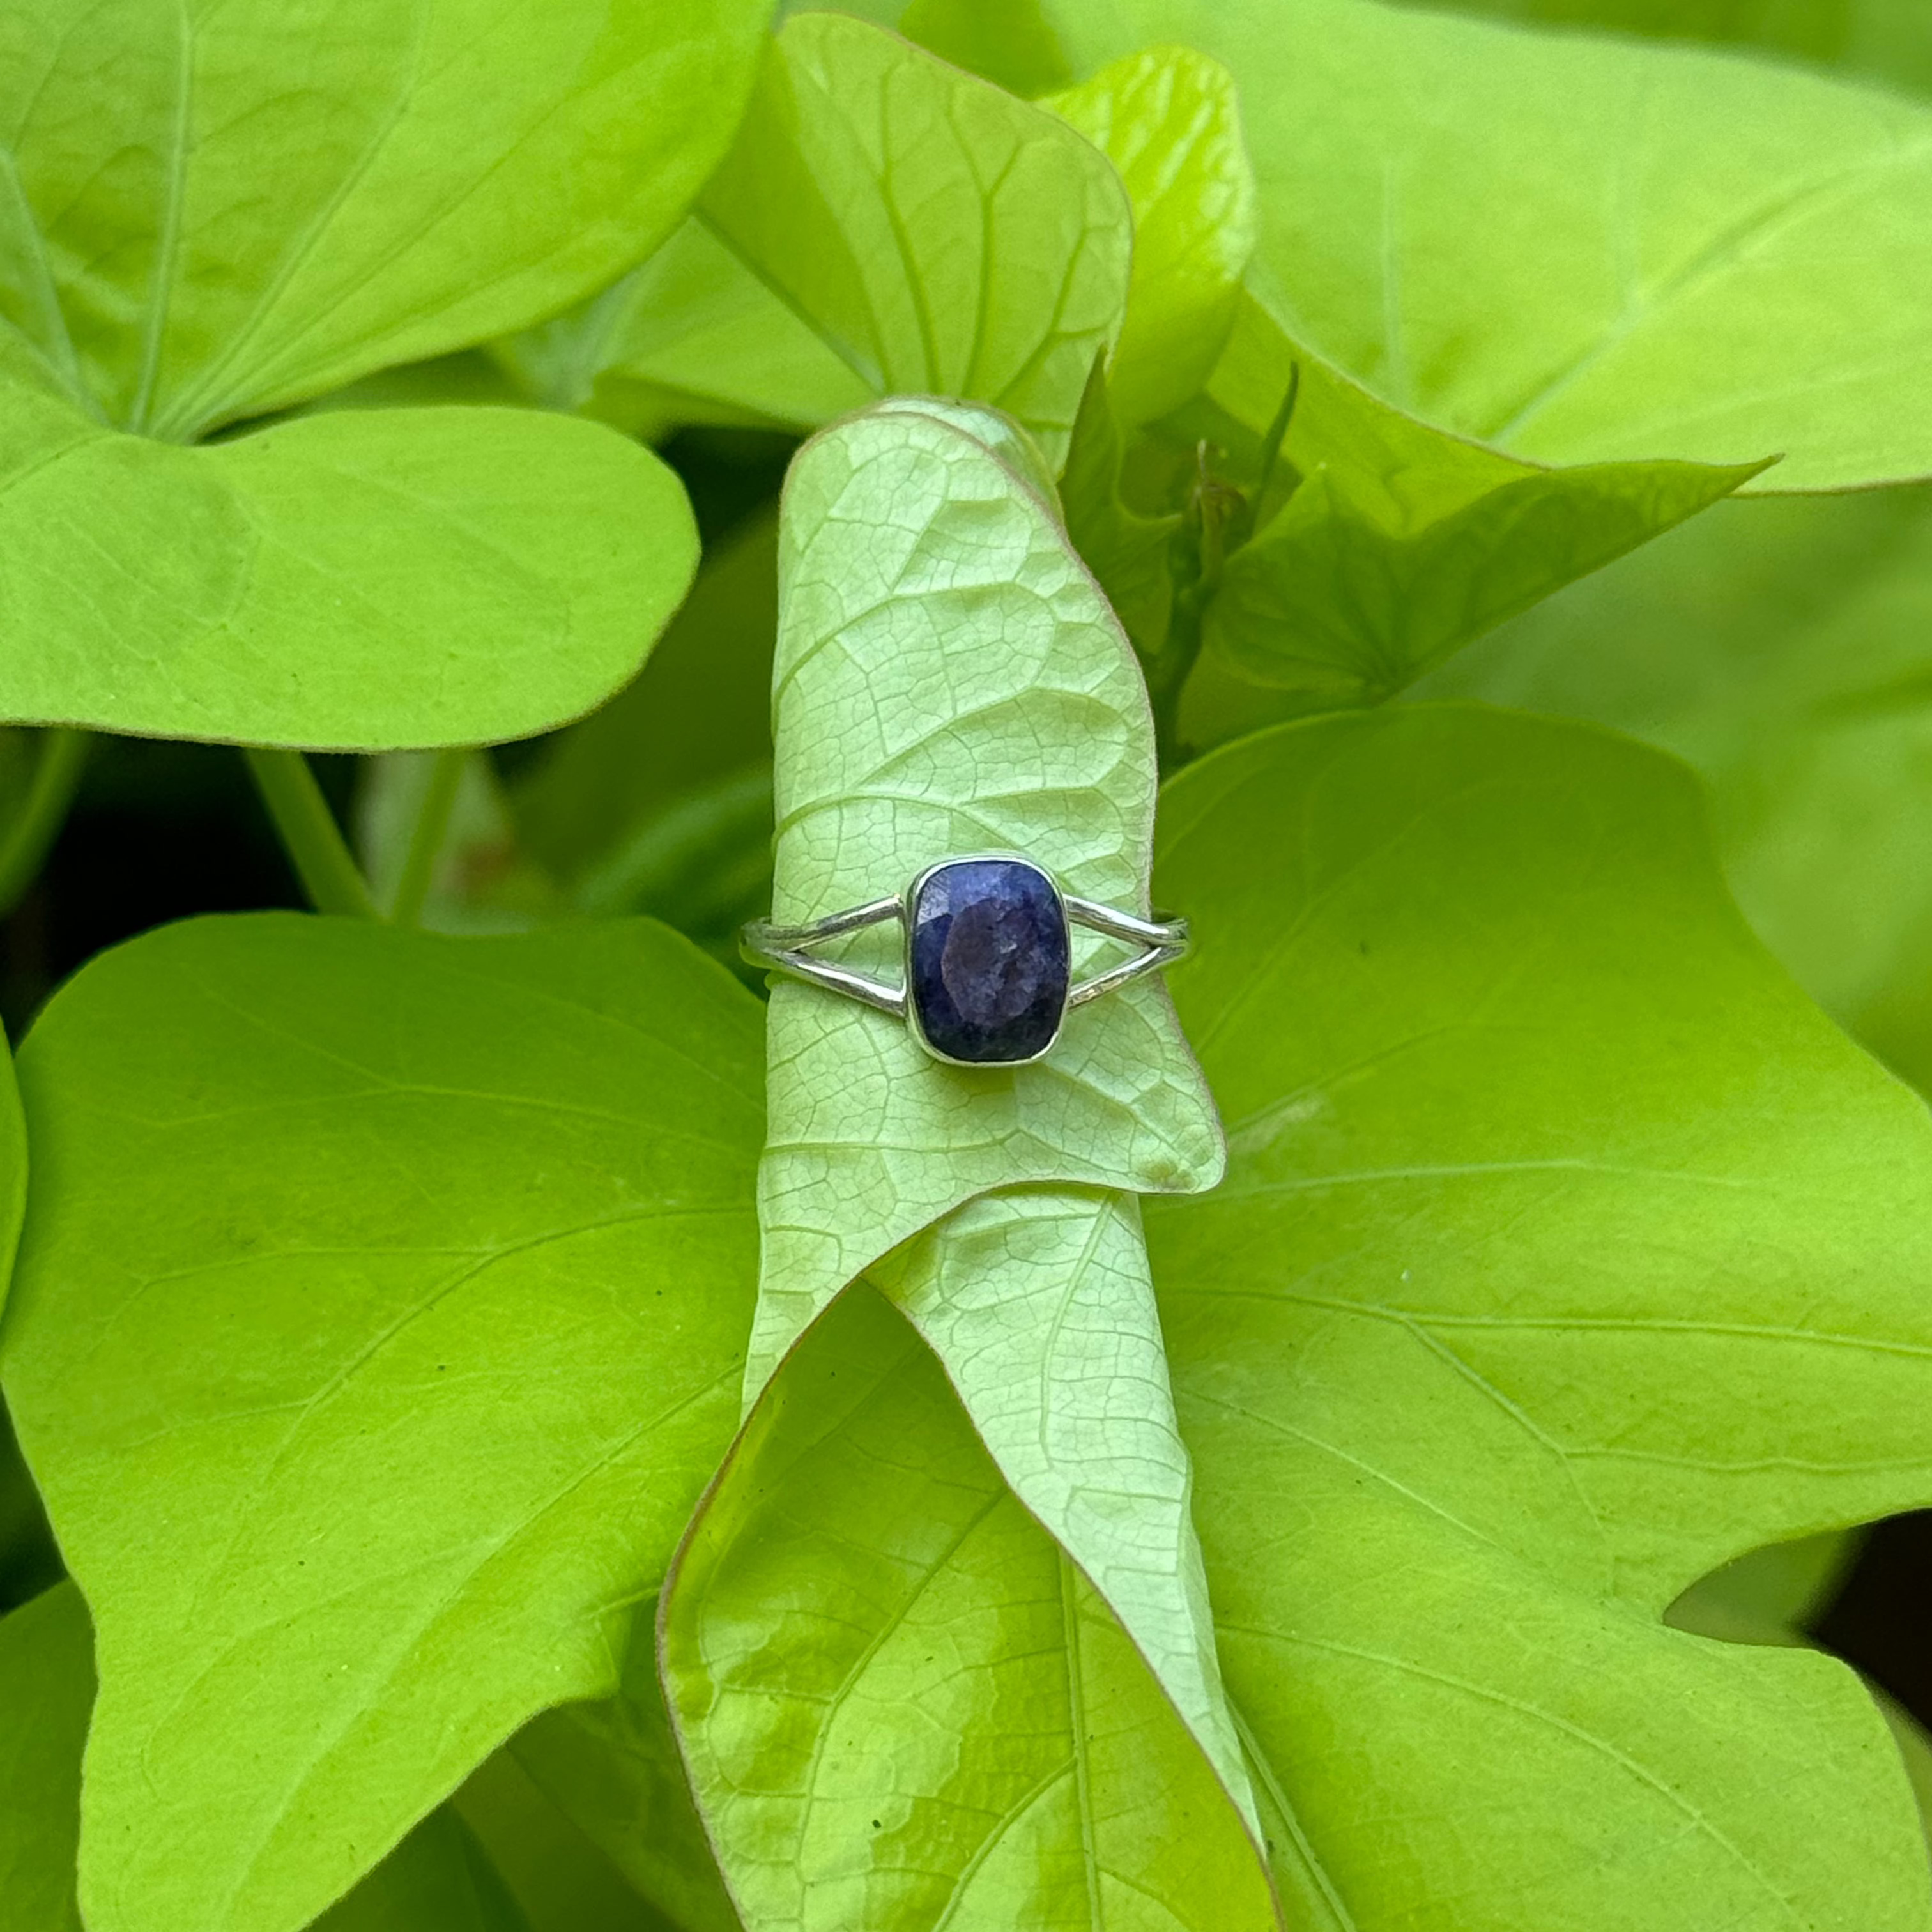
[662,1282,1280,1931]
[1,0,772,436]
[502,13,1132,467]
[357,752,564,933]
[1399,0,1932,98]
[1195,321,1763,717]
[1149,703,1932,1926]
[508,1639,744,1932]
[512,513,779,894]
[1060,289,1754,748]
[0,1583,90,1932]
[0,338,700,749]
[1043,0,1932,491]
[1060,358,1179,658]
[0,1581,550,1932]
[312,1810,532,1932]
[900,0,1078,95]
[452,1748,684,1932]
[0,1014,22,1325]
[0,915,763,1932]
[0,0,762,746]
[1043,46,1256,426]
[1419,483,1932,1096]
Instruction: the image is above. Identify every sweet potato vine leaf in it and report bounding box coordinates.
[1150,702,1932,1928]
[498,12,1130,466]
[1037,0,1932,491]
[747,395,1254,1827]
[663,1282,1280,1931]
[0,0,769,746]
[0,1583,540,1932]
[1421,482,1932,1102]
[0,916,764,1932]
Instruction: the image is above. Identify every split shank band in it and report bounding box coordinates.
[739,855,1189,1069]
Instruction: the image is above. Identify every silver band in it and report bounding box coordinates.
[740,892,1190,1018]
[741,855,1189,1068]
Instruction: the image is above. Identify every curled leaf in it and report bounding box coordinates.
[663,1284,1279,1931]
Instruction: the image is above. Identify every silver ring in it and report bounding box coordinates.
[740,854,1190,1068]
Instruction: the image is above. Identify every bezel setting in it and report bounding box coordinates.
[740,852,1190,1067]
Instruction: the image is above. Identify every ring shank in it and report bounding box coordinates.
[739,889,1189,1021]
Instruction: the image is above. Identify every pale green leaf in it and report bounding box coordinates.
[753,399,1222,1387]
[1150,703,1932,1926]
[1400,0,1932,97]
[869,1186,1254,1833]
[0,0,751,744]
[1419,484,1932,1094]
[663,1283,1280,1931]
[754,395,1245,1828]
[0,916,763,1932]
[1043,47,1255,425]
[0,1583,89,1932]
[502,13,1132,467]
[0,339,699,748]
[453,1748,684,1932]
[509,1639,744,1932]
[1042,0,1932,490]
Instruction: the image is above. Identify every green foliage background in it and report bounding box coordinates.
[3,1,1932,1929]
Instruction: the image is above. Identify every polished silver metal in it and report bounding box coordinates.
[739,855,1189,1062]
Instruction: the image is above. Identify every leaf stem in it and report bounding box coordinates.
[0,728,89,920]
[245,748,378,919]
[388,749,466,928]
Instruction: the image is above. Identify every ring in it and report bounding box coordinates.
[740,855,1190,1068]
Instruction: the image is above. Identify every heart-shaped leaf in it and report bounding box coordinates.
[500,12,1131,467]
[1038,0,1932,491]
[1420,484,1932,1096]
[0,0,765,744]
[0,338,699,749]
[1150,703,1932,1926]
[662,1282,1280,1931]
[0,916,763,1932]
[1,0,772,437]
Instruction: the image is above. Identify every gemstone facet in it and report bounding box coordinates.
[907,858,1070,1064]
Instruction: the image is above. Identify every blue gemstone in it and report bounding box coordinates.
[908,859,1070,1064]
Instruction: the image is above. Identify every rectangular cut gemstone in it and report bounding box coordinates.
[908,859,1071,1064]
